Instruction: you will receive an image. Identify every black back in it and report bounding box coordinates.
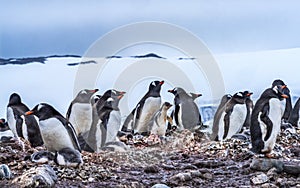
[30,103,81,151]
[288,97,300,127]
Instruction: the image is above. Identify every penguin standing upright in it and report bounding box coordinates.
[86,90,125,152]
[148,102,172,136]
[131,80,164,135]
[211,91,248,141]
[6,93,43,147]
[66,89,99,136]
[271,79,292,122]
[250,85,288,155]
[25,103,81,152]
[168,87,202,131]
[288,97,300,128]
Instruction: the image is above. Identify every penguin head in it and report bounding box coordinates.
[189,92,202,100]
[168,87,186,96]
[90,94,102,106]
[8,93,22,106]
[242,91,253,99]
[75,89,99,103]
[162,102,172,110]
[148,80,164,93]
[25,103,61,119]
[271,79,290,95]
[272,85,289,100]
[231,92,247,104]
[100,89,126,110]
[0,118,6,128]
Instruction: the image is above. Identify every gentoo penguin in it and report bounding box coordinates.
[6,93,43,147]
[132,80,164,135]
[0,119,14,141]
[288,97,300,128]
[241,91,254,130]
[250,85,288,155]
[25,103,81,152]
[148,102,172,136]
[66,89,99,136]
[271,79,292,121]
[211,91,248,141]
[168,87,202,131]
[86,90,125,152]
[54,147,83,167]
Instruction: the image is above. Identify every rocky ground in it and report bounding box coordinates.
[0,128,299,188]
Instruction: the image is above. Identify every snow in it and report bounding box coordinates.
[0,48,299,119]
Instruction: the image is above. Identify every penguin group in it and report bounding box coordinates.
[211,79,299,157]
[1,78,299,165]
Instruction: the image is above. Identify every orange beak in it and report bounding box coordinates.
[25,111,34,116]
[92,89,99,93]
[281,94,289,98]
[247,92,253,97]
[159,81,164,85]
[168,89,173,93]
[0,119,3,123]
[281,85,287,89]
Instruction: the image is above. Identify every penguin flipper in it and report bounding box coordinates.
[174,105,180,125]
[260,103,273,141]
[66,102,73,120]
[121,108,135,132]
[223,111,232,140]
[16,115,23,138]
[66,122,81,152]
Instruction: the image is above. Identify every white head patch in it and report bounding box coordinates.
[107,97,114,102]
[273,86,279,93]
[151,82,156,87]
[37,104,44,111]
[81,90,87,94]
[112,90,117,95]
[237,92,243,97]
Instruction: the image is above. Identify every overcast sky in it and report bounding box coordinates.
[1,0,300,58]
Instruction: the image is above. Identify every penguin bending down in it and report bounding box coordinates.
[6,93,43,147]
[131,80,164,135]
[148,102,172,136]
[271,79,292,122]
[168,87,202,131]
[211,91,248,141]
[288,97,300,128]
[0,119,14,141]
[25,103,81,152]
[86,89,125,152]
[66,89,99,136]
[250,85,288,155]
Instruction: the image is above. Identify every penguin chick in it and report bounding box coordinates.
[26,103,81,152]
[148,102,172,136]
[54,147,83,167]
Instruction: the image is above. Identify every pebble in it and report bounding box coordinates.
[151,183,170,188]
[261,183,277,188]
[251,173,269,185]
[250,158,283,172]
[169,172,192,182]
[144,165,159,173]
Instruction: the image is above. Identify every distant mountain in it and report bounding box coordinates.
[106,55,123,59]
[67,60,97,66]
[178,57,196,60]
[0,55,81,66]
[130,53,165,59]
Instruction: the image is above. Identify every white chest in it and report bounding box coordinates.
[6,107,17,137]
[39,118,75,152]
[134,97,161,132]
[227,104,247,137]
[69,103,92,135]
[105,110,121,143]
